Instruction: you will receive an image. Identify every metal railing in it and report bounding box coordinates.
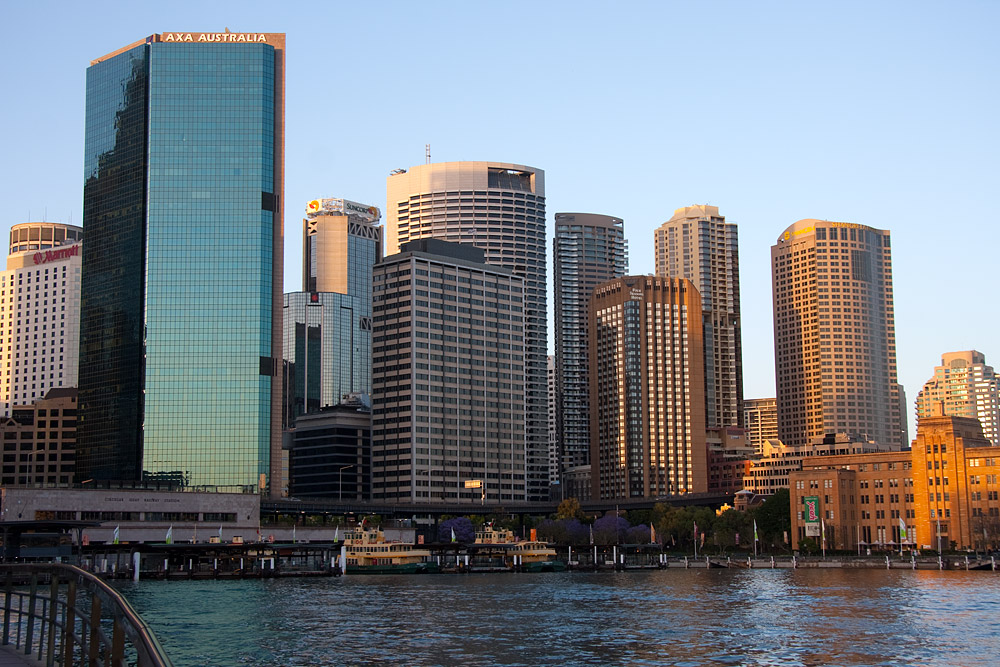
[1,563,173,667]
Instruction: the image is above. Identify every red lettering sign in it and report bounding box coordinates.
[32,245,79,265]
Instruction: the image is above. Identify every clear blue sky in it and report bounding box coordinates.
[4,1,998,436]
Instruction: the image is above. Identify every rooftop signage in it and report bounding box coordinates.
[306,198,381,222]
[33,245,80,266]
[162,32,269,43]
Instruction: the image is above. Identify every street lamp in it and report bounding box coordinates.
[338,464,356,501]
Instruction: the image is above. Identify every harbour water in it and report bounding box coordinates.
[116,569,1000,666]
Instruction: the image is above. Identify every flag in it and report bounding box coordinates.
[451,527,456,543]
[899,517,907,542]
[218,525,223,540]
[113,525,120,545]
[334,526,339,542]
[754,519,759,543]
[650,524,657,544]
[693,521,698,539]
[589,524,594,545]
[821,518,826,546]
[165,525,173,545]
[293,524,297,544]
[735,532,740,546]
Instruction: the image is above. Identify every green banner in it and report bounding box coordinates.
[803,496,820,523]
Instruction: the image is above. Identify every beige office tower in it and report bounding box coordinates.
[743,397,778,455]
[387,162,548,500]
[916,351,1000,445]
[771,219,902,448]
[589,276,707,500]
[371,239,526,503]
[654,205,742,430]
[1,222,83,417]
[303,198,382,293]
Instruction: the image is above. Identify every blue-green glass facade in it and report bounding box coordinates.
[79,36,283,492]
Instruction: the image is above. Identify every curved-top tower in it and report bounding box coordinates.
[771,218,902,448]
[1,222,83,417]
[387,161,547,500]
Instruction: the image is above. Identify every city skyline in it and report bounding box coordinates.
[3,3,999,439]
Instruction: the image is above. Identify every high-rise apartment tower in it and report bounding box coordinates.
[1,222,82,416]
[916,351,999,445]
[654,205,742,430]
[386,162,548,500]
[553,212,627,479]
[77,32,285,494]
[590,276,707,500]
[743,397,778,455]
[771,219,901,448]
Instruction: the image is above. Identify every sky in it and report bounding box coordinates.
[4,1,998,436]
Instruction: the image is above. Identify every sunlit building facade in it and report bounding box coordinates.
[1,222,82,417]
[655,205,742,431]
[77,32,285,494]
[743,397,778,455]
[916,351,999,445]
[772,219,902,449]
[590,276,707,500]
[386,161,548,500]
[790,413,999,552]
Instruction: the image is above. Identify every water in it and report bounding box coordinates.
[116,569,1000,666]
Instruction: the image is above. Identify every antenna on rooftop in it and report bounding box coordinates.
[425,144,431,164]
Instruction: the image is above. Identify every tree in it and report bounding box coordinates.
[713,508,750,553]
[592,512,630,545]
[753,488,791,549]
[438,517,475,543]
[556,497,583,521]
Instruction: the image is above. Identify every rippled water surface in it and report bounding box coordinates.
[116,569,1000,666]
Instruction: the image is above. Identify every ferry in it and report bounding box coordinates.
[506,540,567,572]
[343,528,439,574]
[474,525,566,572]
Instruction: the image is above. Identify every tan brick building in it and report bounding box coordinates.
[0,388,76,486]
[790,414,999,551]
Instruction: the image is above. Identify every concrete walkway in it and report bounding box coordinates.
[0,645,40,666]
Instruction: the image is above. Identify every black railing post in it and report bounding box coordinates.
[88,594,100,667]
[111,612,125,667]
[25,572,38,657]
[2,570,12,645]
[47,574,59,667]
[62,577,76,667]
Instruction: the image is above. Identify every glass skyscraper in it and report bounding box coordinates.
[77,32,285,494]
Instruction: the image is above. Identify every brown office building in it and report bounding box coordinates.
[1,388,77,486]
[772,219,902,449]
[789,413,999,551]
[589,276,706,499]
[371,240,526,503]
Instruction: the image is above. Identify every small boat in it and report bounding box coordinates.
[343,528,439,574]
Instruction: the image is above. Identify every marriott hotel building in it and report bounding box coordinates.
[77,32,285,494]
